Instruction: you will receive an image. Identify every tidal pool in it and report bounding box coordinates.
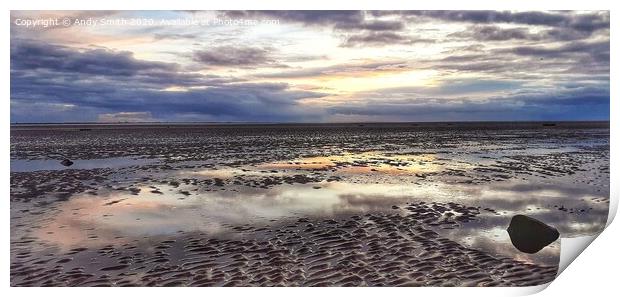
[35,173,607,265]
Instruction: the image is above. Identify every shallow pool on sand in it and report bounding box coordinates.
[33,168,607,266]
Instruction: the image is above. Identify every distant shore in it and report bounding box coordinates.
[9,120,611,131]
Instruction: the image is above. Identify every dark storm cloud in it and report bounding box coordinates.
[10,11,610,123]
[401,11,609,33]
[224,11,609,34]
[11,39,177,76]
[341,32,435,47]
[506,40,609,62]
[11,40,240,97]
[427,52,546,75]
[220,10,608,49]
[328,85,609,121]
[450,25,603,42]
[12,39,245,88]
[192,46,279,67]
[10,40,327,122]
[449,26,536,41]
[416,37,609,81]
[542,28,597,41]
[13,81,325,122]
[11,71,327,122]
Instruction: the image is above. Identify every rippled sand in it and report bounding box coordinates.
[10,122,609,286]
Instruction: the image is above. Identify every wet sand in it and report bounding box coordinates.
[10,122,609,286]
[11,201,557,286]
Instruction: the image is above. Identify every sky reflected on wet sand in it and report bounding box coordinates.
[257,152,442,174]
[35,163,608,265]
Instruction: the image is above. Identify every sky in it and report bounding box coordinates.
[10,10,610,123]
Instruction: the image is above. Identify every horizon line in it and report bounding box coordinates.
[10,119,611,126]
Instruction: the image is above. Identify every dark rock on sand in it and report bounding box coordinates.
[507,215,559,254]
[60,159,74,167]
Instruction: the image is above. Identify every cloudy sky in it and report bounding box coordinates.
[10,10,609,123]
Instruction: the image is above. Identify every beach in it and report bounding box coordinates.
[10,122,610,286]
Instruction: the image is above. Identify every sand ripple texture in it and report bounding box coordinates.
[11,201,557,287]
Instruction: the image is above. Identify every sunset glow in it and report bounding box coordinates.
[10,10,610,122]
